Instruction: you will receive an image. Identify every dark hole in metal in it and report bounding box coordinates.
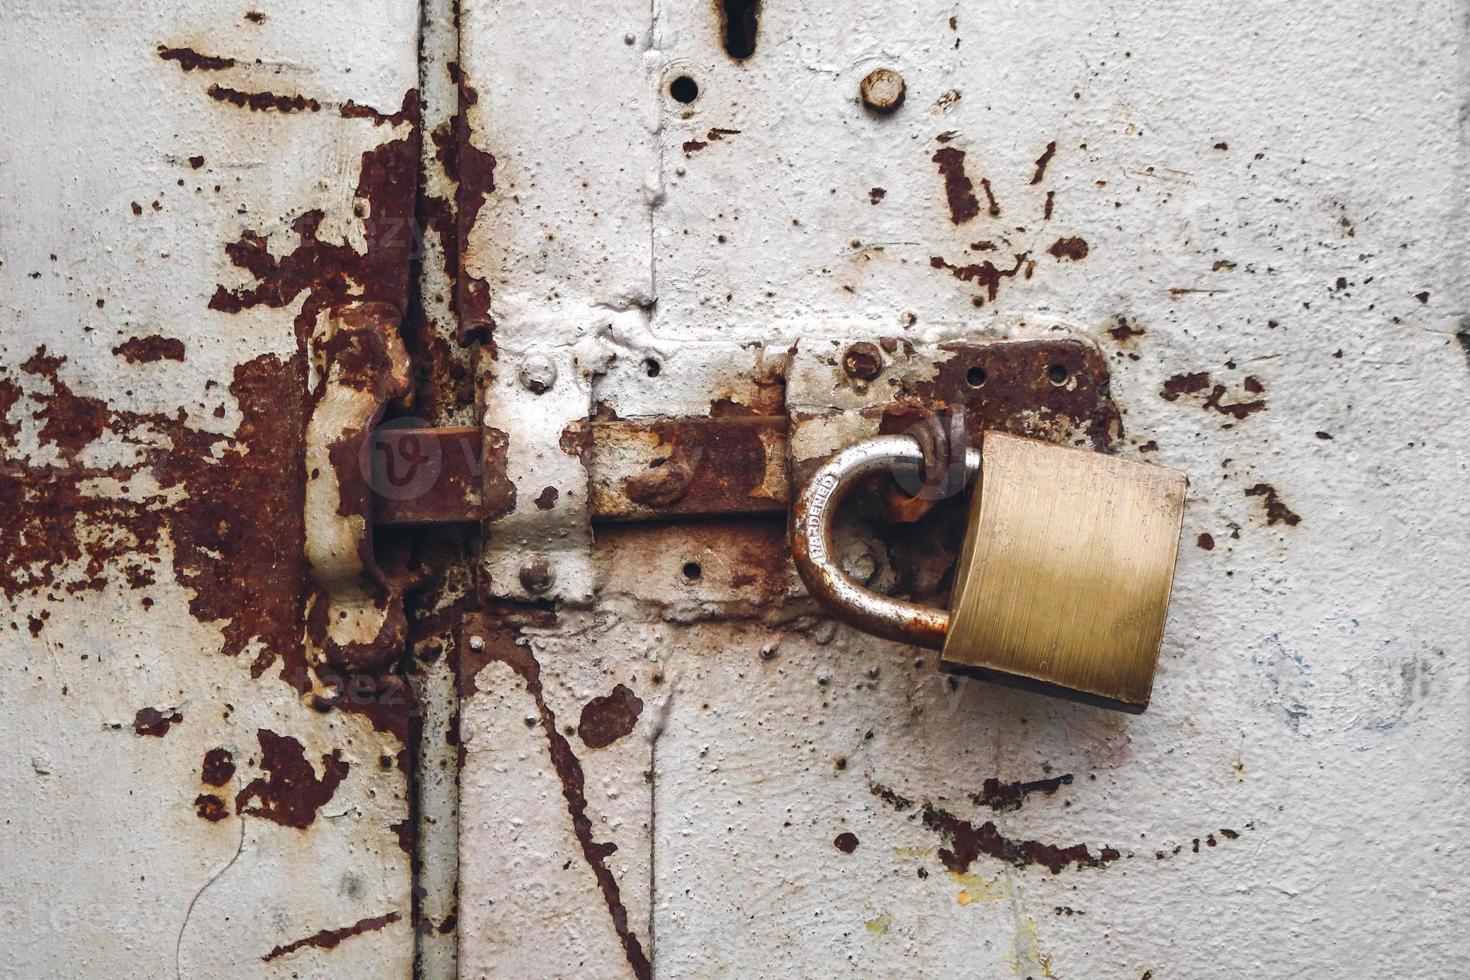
[644,357,662,376]
[1047,363,1069,385]
[966,366,987,388]
[669,75,700,103]
[716,0,761,60]
[682,561,703,581]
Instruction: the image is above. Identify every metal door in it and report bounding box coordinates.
[451,2,1469,978]
[4,1,1467,979]
[1,1,422,976]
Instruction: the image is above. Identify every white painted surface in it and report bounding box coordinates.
[459,1,1469,978]
[1,2,419,976]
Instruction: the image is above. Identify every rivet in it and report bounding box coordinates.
[860,68,905,113]
[519,556,555,593]
[842,342,884,381]
[518,353,557,393]
[468,635,485,652]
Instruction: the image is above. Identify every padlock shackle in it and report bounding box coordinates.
[790,435,981,651]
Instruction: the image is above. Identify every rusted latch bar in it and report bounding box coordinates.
[371,416,788,525]
[371,338,1119,527]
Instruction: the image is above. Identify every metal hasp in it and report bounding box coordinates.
[792,430,1188,713]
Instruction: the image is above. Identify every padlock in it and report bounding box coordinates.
[791,431,1187,712]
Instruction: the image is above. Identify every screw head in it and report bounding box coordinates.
[518,354,557,393]
[860,68,905,113]
[842,342,884,381]
[519,556,555,593]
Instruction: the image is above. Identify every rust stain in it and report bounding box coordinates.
[340,92,419,127]
[1197,532,1215,551]
[977,177,1000,217]
[447,68,497,340]
[577,684,644,749]
[869,187,886,204]
[0,376,22,445]
[1245,483,1301,526]
[112,335,186,364]
[1107,317,1145,342]
[156,45,236,71]
[464,615,651,980]
[929,253,1027,306]
[261,912,402,962]
[235,729,349,829]
[206,84,321,113]
[202,747,237,786]
[534,486,559,511]
[921,804,1121,875]
[1047,236,1090,261]
[22,347,108,456]
[1160,371,1211,401]
[971,773,1073,812]
[682,139,708,155]
[132,706,183,737]
[833,832,859,854]
[931,146,980,224]
[1160,370,1266,419]
[194,794,229,822]
[1031,141,1057,184]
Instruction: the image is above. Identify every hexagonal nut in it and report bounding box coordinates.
[860,69,905,113]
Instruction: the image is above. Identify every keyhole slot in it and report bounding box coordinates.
[716,0,761,60]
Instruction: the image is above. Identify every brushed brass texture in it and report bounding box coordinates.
[940,432,1187,712]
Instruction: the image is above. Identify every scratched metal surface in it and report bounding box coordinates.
[0,2,420,976]
[458,1,1468,977]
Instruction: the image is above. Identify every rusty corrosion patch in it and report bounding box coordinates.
[971,773,1073,812]
[261,912,402,962]
[929,253,1027,306]
[868,779,1118,875]
[234,729,349,829]
[577,684,643,749]
[202,747,237,786]
[1160,370,1267,420]
[113,336,186,363]
[461,613,651,979]
[922,804,1122,875]
[207,85,321,113]
[1031,141,1057,184]
[132,706,183,737]
[931,146,980,224]
[446,67,497,340]
[1047,236,1090,261]
[156,45,236,71]
[1245,483,1301,526]
[194,795,229,822]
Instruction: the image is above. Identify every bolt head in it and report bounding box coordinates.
[842,342,884,381]
[519,556,555,593]
[860,68,906,113]
[518,354,557,393]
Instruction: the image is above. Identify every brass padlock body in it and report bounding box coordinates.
[942,432,1187,712]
